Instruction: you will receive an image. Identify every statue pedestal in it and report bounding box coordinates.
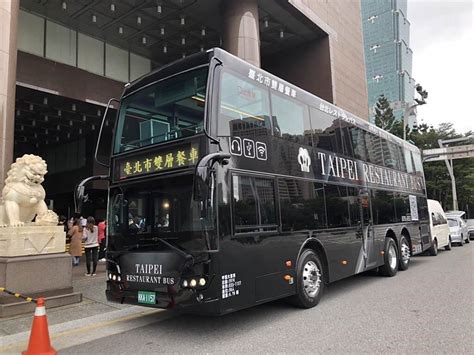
[0,226,81,317]
[0,225,66,256]
[0,253,82,317]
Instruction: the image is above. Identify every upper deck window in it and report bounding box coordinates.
[271,93,311,145]
[309,106,343,154]
[114,67,208,154]
[219,71,271,136]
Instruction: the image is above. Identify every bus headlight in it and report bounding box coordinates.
[182,280,188,288]
[190,279,197,287]
[117,275,121,282]
[199,278,206,286]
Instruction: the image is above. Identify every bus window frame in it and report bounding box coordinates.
[216,68,273,138]
[112,64,211,157]
[230,172,279,237]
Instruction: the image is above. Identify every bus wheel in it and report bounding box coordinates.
[428,239,438,256]
[290,249,325,308]
[398,236,411,271]
[379,238,399,277]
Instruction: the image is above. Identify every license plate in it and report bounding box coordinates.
[138,291,156,305]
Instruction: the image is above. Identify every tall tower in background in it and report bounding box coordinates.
[361,0,415,123]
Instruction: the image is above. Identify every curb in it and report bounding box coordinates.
[0,306,174,353]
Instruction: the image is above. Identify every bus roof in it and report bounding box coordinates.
[122,47,420,154]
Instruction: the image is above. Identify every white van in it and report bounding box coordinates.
[427,199,452,255]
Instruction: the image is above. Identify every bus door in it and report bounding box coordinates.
[357,190,377,271]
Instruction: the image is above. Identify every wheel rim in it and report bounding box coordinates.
[302,260,321,298]
[388,244,397,270]
[401,240,410,264]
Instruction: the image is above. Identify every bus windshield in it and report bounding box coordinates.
[114,67,208,154]
[107,174,215,252]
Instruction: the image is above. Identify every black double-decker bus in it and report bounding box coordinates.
[81,48,430,315]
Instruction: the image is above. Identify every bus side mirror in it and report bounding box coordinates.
[75,175,110,214]
[193,152,231,201]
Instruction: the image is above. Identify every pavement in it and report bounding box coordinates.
[0,244,472,353]
[0,256,170,354]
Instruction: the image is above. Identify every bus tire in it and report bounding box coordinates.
[428,239,438,256]
[398,235,411,271]
[289,249,325,309]
[379,238,399,277]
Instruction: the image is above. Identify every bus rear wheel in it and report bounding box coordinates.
[289,249,325,308]
[379,238,399,277]
[398,235,411,271]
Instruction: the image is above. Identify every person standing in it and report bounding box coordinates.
[98,219,106,261]
[67,218,83,266]
[83,216,99,276]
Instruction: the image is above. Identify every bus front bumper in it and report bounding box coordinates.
[106,281,220,313]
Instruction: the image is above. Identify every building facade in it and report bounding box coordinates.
[361,0,415,123]
[0,0,368,218]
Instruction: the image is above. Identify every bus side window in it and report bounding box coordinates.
[412,151,424,176]
[324,184,350,228]
[232,175,277,233]
[364,133,384,166]
[404,148,414,173]
[381,139,401,170]
[271,93,311,146]
[372,190,397,224]
[278,179,326,232]
[349,126,367,161]
[339,121,354,158]
[218,71,271,137]
[394,193,410,222]
[309,106,343,154]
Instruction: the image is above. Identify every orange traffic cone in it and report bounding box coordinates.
[22,298,56,355]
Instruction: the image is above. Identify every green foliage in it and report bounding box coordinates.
[409,123,474,216]
[374,95,396,132]
[373,95,406,139]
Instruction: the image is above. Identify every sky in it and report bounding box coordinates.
[408,0,473,134]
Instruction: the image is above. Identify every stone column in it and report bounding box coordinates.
[222,0,261,67]
[0,1,19,189]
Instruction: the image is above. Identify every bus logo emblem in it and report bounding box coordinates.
[297,147,311,172]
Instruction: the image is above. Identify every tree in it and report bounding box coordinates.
[409,123,474,216]
[374,95,404,138]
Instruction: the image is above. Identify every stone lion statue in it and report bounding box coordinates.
[0,154,58,227]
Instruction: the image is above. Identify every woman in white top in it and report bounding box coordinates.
[83,216,99,276]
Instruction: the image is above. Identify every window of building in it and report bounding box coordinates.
[18,10,45,57]
[278,179,326,231]
[105,44,129,82]
[309,106,343,154]
[219,71,271,137]
[233,176,276,233]
[271,93,311,145]
[78,33,104,76]
[324,184,350,228]
[45,20,77,66]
